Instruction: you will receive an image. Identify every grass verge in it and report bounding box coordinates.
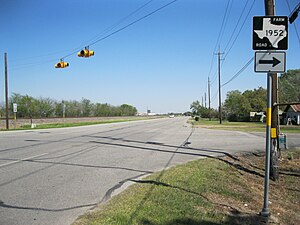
[20,119,135,130]
[189,118,300,133]
[73,149,300,225]
[2,117,159,131]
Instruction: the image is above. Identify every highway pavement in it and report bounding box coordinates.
[0,117,299,225]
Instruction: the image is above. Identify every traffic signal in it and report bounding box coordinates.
[55,61,69,68]
[78,49,94,58]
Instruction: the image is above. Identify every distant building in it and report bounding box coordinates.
[282,104,300,125]
[250,112,265,122]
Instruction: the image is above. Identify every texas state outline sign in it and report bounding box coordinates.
[253,16,288,50]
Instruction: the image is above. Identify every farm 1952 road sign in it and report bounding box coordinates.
[253,16,288,50]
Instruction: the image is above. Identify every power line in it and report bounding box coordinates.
[69,0,155,57]
[211,90,219,104]
[10,1,155,67]
[212,0,231,53]
[218,0,234,50]
[285,0,300,45]
[224,0,256,59]
[221,57,254,87]
[10,59,57,71]
[61,0,179,60]
[223,0,250,53]
[10,0,176,68]
[208,0,231,79]
[210,68,218,85]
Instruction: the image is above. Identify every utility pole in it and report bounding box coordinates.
[204,92,207,108]
[265,0,279,181]
[4,53,9,130]
[216,47,224,124]
[208,77,211,121]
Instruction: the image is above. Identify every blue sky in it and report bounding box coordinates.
[1,0,299,114]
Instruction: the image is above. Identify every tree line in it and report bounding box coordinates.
[0,93,137,118]
[190,69,300,122]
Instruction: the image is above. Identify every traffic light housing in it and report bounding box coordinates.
[78,49,94,58]
[55,61,69,68]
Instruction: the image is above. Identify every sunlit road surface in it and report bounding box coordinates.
[1,117,299,225]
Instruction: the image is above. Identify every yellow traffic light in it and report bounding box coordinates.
[77,49,94,58]
[55,61,69,68]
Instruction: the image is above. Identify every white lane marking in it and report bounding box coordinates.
[0,153,49,168]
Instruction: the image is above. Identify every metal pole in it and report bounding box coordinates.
[261,72,272,217]
[5,53,9,130]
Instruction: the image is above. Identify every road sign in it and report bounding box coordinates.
[255,51,286,73]
[13,103,18,113]
[253,16,288,50]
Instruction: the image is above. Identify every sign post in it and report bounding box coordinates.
[13,103,17,128]
[253,15,288,217]
[261,73,272,216]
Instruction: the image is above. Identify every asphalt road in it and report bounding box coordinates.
[0,117,299,225]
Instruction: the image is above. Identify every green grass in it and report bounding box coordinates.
[74,159,256,225]
[1,117,156,131]
[19,120,132,130]
[74,149,300,225]
[190,118,300,133]
[280,126,300,133]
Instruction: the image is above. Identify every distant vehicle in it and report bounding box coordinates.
[169,114,175,118]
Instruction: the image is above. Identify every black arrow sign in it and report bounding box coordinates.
[259,57,281,67]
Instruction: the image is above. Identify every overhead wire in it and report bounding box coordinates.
[210,90,219,104]
[9,0,177,69]
[61,0,179,60]
[10,59,57,71]
[221,57,254,87]
[218,0,234,51]
[60,0,156,59]
[206,0,233,109]
[206,0,256,108]
[210,68,218,85]
[212,0,232,54]
[207,0,231,80]
[285,0,300,46]
[213,0,256,91]
[223,0,250,53]
[224,0,256,60]
[79,0,155,48]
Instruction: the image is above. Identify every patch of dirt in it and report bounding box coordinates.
[207,148,300,225]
